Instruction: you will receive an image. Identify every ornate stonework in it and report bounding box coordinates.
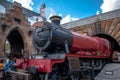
[68,18,120,45]
[63,9,120,51]
[0,3,33,57]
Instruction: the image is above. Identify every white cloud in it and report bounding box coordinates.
[27,16,43,25]
[47,8,56,22]
[100,0,120,13]
[13,0,34,10]
[96,11,100,15]
[48,8,56,18]
[47,8,79,24]
[0,5,6,13]
[71,17,79,21]
[61,15,71,24]
[61,15,79,24]
[48,13,79,24]
[58,14,62,17]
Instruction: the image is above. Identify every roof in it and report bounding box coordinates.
[62,9,120,29]
[0,0,40,17]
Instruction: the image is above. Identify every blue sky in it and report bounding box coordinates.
[32,0,103,18]
[6,0,120,24]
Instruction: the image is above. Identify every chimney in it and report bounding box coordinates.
[50,15,62,26]
[40,4,46,20]
[13,1,22,7]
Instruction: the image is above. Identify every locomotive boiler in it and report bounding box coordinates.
[32,16,111,58]
[16,16,112,80]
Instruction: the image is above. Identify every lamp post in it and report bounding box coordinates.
[28,29,33,35]
[1,23,7,31]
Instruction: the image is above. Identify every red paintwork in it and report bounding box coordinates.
[66,51,109,58]
[16,28,111,73]
[70,32,111,57]
[16,58,65,73]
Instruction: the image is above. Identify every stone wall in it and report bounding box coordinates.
[63,9,120,47]
[0,4,33,57]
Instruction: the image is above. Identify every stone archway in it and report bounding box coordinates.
[3,26,27,58]
[93,34,120,52]
[6,29,24,58]
[69,18,120,52]
[0,3,34,58]
[89,19,120,52]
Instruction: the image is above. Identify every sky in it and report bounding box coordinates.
[3,0,120,24]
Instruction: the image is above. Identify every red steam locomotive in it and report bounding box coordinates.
[16,16,112,80]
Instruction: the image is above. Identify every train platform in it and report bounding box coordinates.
[95,63,120,80]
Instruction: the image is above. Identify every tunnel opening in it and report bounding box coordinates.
[93,34,120,52]
[5,29,24,58]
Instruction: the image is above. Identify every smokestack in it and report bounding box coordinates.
[50,15,62,26]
